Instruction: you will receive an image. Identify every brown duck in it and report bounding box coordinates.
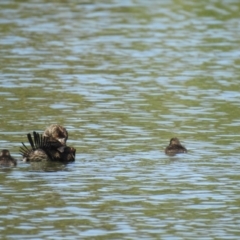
[20,131,75,163]
[0,149,17,167]
[165,138,187,155]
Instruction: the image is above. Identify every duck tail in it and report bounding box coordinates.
[27,133,35,149]
[33,131,52,149]
[19,142,31,157]
[33,131,40,149]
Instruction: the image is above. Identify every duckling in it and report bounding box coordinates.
[20,131,75,163]
[43,124,68,149]
[165,138,187,155]
[0,149,17,167]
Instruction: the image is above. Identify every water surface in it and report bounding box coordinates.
[1,0,240,239]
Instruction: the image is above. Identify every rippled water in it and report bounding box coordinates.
[1,0,240,239]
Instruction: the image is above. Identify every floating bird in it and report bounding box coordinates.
[20,131,75,163]
[0,149,17,167]
[165,137,187,155]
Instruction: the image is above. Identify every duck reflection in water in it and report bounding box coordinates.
[20,131,75,163]
[0,149,17,167]
[165,137,187,155]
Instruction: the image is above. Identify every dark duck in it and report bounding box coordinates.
[0,149,17,167]
[165,138,187,155]
[20,131,75,163]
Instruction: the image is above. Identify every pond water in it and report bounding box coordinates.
[1,0,240,239]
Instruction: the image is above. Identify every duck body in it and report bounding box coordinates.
[0,149,17,167]
[165,138,187,155]
[20,131,75,163]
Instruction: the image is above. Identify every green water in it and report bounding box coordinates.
[1,0,240,239]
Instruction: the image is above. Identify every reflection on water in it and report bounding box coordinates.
[1,0,240,239]
[26,161,70,172]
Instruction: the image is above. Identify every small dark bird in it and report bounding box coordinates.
[43,124,68,149]
[165,138,187,155]
[20,131,75,163]
[0,149,17,167]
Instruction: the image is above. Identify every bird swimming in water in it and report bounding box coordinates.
[165,137,187,155]
[20,131,75,163]
[0,149,17,167]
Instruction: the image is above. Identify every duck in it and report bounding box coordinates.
[0,149,17,167]
[165,137,187,155]
[43,124,68,149]
[20,131,75,163]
